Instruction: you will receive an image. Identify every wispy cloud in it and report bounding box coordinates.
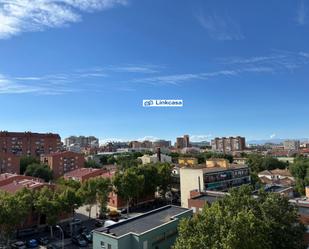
[109,65,160,74]
[132,68,271,85]
[270,133,276,139]
[220,50,309,71]
[195,11,244,41]
[190,134,212,142]
[0,0,127,39]
[0,63,161,94]
[297,0,307,25]
[132,50,309,85]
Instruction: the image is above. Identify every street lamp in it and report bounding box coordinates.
[55,225,64,249]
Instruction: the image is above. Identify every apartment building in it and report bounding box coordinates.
[283,140,300,151]
[64,135,99,148]
[152,140,171,148]
[0,131,61,157]
[41,151,85,178]
[0,152,20,174]
[175,135,190,149]
[211,136,246,153]
[180,159,250,207]
[93,205,192,249]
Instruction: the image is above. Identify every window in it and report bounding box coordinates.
[143,240,148,249]
[100,241,105,249]
[107,244,112,249]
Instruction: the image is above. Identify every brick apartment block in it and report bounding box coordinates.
[0,151,20,174]
[41,151,85,178]
[0,131,61,157]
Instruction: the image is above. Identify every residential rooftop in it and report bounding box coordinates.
[95,205,190,237]
[181,164,248,174]
[0,178,47,193]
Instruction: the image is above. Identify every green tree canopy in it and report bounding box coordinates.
[20,156,39,174]
[113,167,144,216]
[24,163,53,182]
[173,186,305,249]
[246,154,287,173]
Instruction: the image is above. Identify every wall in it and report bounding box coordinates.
[180,168,204,208]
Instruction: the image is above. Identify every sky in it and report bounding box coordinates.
[1,0,309,143]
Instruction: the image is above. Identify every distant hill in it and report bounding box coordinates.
[247,138,309,145]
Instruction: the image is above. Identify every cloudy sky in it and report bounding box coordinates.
[0,0,309,142]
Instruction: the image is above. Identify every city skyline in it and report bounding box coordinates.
[1,0,309,141]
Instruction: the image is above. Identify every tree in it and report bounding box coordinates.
[0,189,32,244]
[84,159,101,168]
[20,156,39,174]
[56,178,81,191]
[25,163,53,182]
[290,158,309,195]
[77,179,98,219]
[173,186,305,249]
[34,187,61,237]
[156,163,172,198]
[246,154,287,173]
[95,178,112,216]
[113,167,144,216]
[59,188,82,216]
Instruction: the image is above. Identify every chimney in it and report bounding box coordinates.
[157,147,161,162]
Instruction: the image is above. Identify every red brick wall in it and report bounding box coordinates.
[0,152,20,174]
[0,132,61,157]
[42,151,85,179]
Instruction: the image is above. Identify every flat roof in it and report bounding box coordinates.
[95,205,190,237]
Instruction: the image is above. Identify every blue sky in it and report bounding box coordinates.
[1,0,309,143]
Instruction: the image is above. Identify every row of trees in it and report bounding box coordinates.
[173,186,305,249]
[290,157,309,195]
[0,162,173,243]
[20,156,53,182]
[168,151,234,164]
[0,177,111,244]
[113,163,172,216]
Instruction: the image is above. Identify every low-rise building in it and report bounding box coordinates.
[283,140,300,151]
[180,159,250,208]
[64,167,107,182]
[178,157,198,167]
[0,152,20,174]
[41,151,85,179]
[138,153,172,165]
[258,168,295,186]
[93,205,192,249]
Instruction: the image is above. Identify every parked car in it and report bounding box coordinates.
[95,220,104,227]
[81,230,93,243]
[11,241,26,249]
[26,239,38,248]
[72,235,88,247]
[38,237,49,246]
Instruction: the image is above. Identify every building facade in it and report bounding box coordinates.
[175,135,190,149]
[93,205,192,249]
[41,151,85,178]
[0,131,61,157]
[211,136,246,153]
[180,160,250,208]
[64,136,99,148]
[0,152,20,174]
[283,140,300,151]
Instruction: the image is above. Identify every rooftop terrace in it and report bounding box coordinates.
[95,205,190,237]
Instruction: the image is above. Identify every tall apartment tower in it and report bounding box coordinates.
[283,140,300,151]
[211,136,246,153]
[65,136,99,148]
[176,135,190,149]
[0,131,61,157]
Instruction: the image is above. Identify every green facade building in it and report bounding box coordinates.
[93,205,192,249]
